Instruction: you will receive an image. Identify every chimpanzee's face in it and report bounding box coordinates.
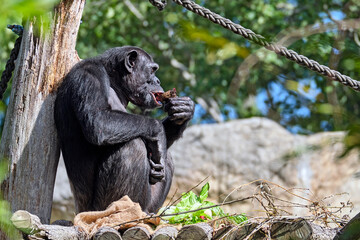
[125,51,164,109]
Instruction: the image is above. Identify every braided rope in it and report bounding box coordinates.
[0,25,23,100]
[149,0,167,11]
[150,0,360,91]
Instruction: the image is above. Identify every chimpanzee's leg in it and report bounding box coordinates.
[91,139,152,211]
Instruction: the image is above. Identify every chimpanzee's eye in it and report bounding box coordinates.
[150,64,159,74]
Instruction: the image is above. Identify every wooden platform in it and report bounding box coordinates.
[11,210,341,240]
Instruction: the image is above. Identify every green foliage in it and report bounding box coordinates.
[0,0,59,30]
[0,200,20,239]
[0,160,21,239]
[159,183,247,225]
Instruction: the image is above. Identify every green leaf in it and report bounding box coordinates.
[199,182,209,202]
[179,191,200,207]
[210,205,224,216]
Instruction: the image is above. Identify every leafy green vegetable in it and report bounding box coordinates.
[159,183,247,225]
[199,182,209,202]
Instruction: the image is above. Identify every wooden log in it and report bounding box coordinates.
[11,210,86,240]
[93,227,122,240]
[122,226,150,240]
[176,223,213,240]
[270,218,338,240]
[32,225,86,240]
[152,226,178,240]
[212,225,234,240]
[224,223,265,240]
[270,218,312,240]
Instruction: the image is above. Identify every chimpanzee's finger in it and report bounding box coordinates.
[149,159,164,171]
[164,97,194,112]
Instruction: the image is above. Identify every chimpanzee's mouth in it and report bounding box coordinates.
[151,91,164,106]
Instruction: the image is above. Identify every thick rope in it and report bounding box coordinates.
[149,0,167,11]
[150,0,360,91]
[0,25,23,99]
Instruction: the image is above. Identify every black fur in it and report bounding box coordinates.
[54,46,194,213]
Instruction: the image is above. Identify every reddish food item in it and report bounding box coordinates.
[155,88,177,103]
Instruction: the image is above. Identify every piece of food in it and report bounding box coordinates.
[155,88,177,103]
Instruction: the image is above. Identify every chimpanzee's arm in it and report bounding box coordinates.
[163,119,188,148]
[70,70,162,146]
[162,97,194,148]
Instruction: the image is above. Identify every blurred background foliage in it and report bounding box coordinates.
[1,0,360,137]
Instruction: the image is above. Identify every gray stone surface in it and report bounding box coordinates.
[52,117,360,220]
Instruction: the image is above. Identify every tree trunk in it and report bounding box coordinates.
[0,0,85,230]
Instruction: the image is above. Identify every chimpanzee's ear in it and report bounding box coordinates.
[125,50,138,73]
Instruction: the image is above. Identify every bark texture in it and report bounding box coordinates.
[0,0,85,226]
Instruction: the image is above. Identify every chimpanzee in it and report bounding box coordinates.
[54,46,194,214]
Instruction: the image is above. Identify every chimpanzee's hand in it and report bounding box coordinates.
[149,158,165,184]
[164,97,194,125]
[146,119,167,184]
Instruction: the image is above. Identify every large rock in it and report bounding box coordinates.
[169,118,359,218]
[52,117,360,220]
